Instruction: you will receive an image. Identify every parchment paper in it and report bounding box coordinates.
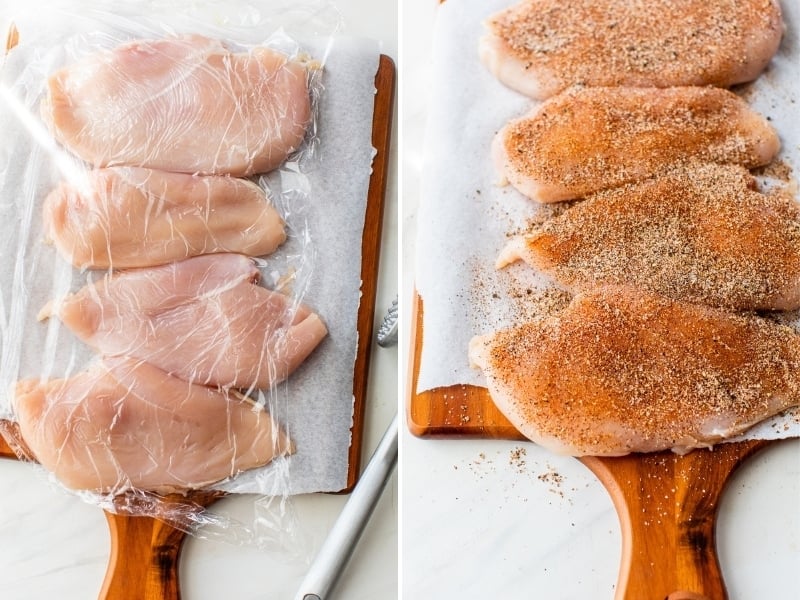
[0,6,379,495]
[223,36,379,495]
[416,0,800,442]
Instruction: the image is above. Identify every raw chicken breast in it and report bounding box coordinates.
[469,287,800,457]
[42,35,312,176]
[14,357,292,494]
[480,0,784,99]
[498,164,800,311]
[41,254,327,389]
[44,167,286,269]
[38,252,259,318]
[494,86,779,202]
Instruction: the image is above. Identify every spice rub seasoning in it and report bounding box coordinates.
[469,286,800,456]
[498,163,800,311]
[481,0,784,99]
[493,86,779,202]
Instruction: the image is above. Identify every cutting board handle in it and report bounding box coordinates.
[581,439,773,600]
[99,492,223,600]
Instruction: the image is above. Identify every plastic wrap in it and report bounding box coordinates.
[0,0,376,552]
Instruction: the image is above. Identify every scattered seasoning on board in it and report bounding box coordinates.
[469,259,572,334]
[537,464,565,491]
[753,158,794,182]
[506,200,581,237]
[509,446,527,473]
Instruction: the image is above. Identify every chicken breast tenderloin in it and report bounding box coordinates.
[493,86,779,202]
[44,167,286,269]
[469,287,800,457]
[480,0,784,99]
[42,35,312,176]
[14,357,292,494]
[498,164,800,311]
[40,254,328,390]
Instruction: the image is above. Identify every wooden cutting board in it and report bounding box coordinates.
[0,54,395,600]
[407,292,792,600]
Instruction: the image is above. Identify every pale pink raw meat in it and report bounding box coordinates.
[14,356,292,494]
[44,167,286,269]
[41,35,312,176]
[40,254,328,389]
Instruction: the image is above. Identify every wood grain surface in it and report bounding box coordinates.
[0,436,12,459]
[583,440,773,600]
[99,491,224,600]
[407,291,788,600]
[407,293,522,439]
[347,53,396,491]
[0,55,395,600]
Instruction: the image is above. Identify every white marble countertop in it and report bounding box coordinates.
[401,1,800,599]
[0,1,397,599]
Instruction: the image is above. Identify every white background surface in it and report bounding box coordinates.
[0,1,398,599]
[402,1,800,599]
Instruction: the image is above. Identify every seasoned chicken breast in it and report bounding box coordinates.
[469,287,800,456]
[480,0,784,99]
[40,254,327,390]
[14,357,292,494]
[493,86,779,202]
[42,35,312,176]
[44,167,286,269]
[498,164,800,311]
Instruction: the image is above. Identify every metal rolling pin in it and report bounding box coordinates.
[294,413,398,600]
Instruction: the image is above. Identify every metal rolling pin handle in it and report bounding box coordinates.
[294,414,399,600]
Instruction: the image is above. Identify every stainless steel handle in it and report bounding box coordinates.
[294,414,398,600]
[376,297,398,347]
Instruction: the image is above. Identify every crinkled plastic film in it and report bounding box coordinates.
[0,0,357,554]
